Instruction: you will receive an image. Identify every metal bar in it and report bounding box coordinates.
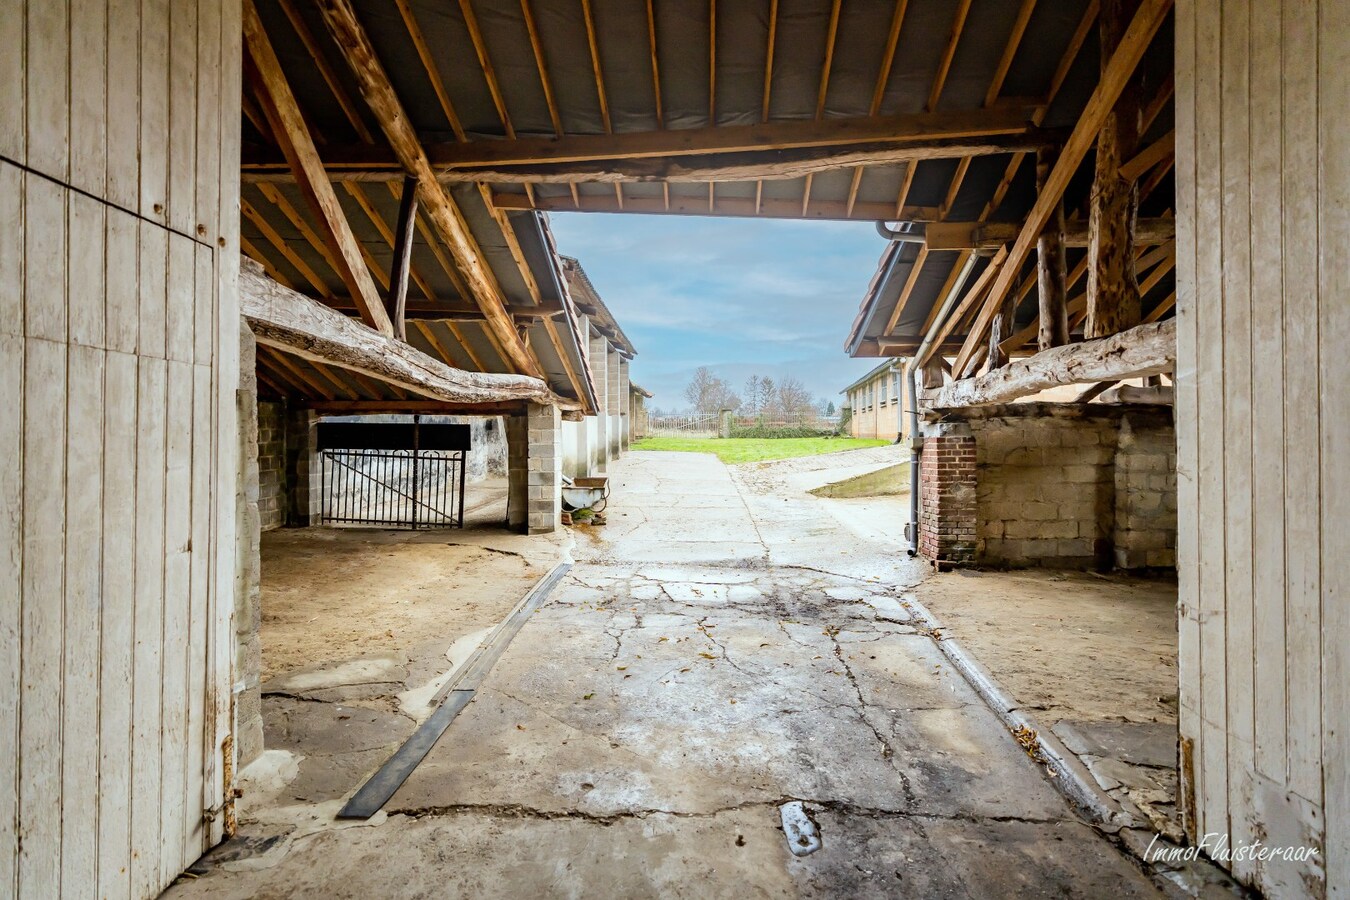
[411,415,420,529]
[339,562,573,819]
[457,449,467,527]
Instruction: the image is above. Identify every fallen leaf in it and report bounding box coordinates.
[583,693,594,700]
[658,637,669,642]
[516,725,526,730]
[699,652,716,659]
[617,666,628,671]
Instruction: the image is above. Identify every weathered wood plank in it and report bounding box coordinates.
[98,350,137,900]
[139,220,168,359]
[68,191,107,349]
[106,0,142,210]
[26,0,69,180]
[1192,0,1228,840]
[167,0,196,234]
[1219,4,1255,881]
[129,356,167,898]
[0,0,24,164]
[158,360,193,886]
[1248,0,1285,793]
[69,0,107,195]
[106,209,139,355]
[195,0,223,243]
[0,164,21,339]
[61,343,104,894]
[18,337,66,899]
[139,0,169,221]
[184,363,212,857]
[387,177,418,341]
[24,175,67,343]
[1318,2,1349,894]
[923,319,1176,408]
[242,0,391,335]
[0,332,21,900]
[1286,0,1323,813]
[167,232,196,362]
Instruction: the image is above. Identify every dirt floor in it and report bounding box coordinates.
[259,527,542,680]
[914,566,1184,843]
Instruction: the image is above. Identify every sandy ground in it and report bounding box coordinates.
[259,529,544,680]
[914,569,1179,725]
[173,449,1163,899]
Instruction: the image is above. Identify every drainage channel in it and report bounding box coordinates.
[337,562,572,819]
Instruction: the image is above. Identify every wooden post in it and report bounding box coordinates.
[1035,147,1069,350]
[1085,0,1143,339]
[986,289,1016,370]
[387,176,418,341]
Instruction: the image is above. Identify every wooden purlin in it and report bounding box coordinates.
[314,0,541,377]
[951,0,1175,378]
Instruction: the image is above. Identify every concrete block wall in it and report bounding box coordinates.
[972,413,1118,568]
[918,422,978,567]
[507,402,562,534]
[257,401,286,531]
[920,404,1176,570]
[285,408,321,526]
[1113,415,1178,569]
[588,329,610,472]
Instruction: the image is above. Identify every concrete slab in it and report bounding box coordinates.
[176,450,1164,898]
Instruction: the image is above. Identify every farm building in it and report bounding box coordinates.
[841,358,906,441]
[1,0,1345,897]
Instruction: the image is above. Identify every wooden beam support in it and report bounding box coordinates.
[923,215,1174,250]
[950,0,1172,377]
[314,0,540,376]
[1085,0,1145,339]
[305,399,529,416]
[387,175,418,341]
[240,105,1045,177]
[242,0,392,335]
[241,259,569,407]
[926,318,1176,408]
[1035,147,1070,350]
[1119,128,1175,183]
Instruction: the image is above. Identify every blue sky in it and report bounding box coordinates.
[548,212,886,412]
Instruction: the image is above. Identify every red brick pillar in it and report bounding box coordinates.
[919,422,977,568]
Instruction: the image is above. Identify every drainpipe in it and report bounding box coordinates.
[894,249,983,556]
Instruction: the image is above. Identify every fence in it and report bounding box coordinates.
[730,413,838,438]
[647,412,720,437]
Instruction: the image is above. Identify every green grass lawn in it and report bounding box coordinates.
[632,436,891,464]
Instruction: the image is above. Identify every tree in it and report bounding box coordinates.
[684,366,740,414]
[743,375,763,415]
[773,376,816,420]
[825,400,836,416]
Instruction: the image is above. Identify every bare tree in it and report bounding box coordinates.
[774,376,817,420]
[684,366,740,414]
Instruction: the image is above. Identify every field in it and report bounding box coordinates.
[631,436,890,464]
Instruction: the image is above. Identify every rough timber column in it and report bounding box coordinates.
[285,407,321,525]
[506,403,562,534]
[588,328,610,472]
[918,421,977,568]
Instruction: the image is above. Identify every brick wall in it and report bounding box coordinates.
[918,422,977,567]
[257,401,285,532]
[920,404,1176,570]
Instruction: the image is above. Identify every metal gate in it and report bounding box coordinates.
[318,420,469,528]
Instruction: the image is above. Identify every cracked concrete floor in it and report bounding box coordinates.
[173,450,1160,899]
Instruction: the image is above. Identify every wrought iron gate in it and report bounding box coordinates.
[317,420,469,528]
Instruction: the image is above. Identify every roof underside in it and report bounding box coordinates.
[243,0,1176,381]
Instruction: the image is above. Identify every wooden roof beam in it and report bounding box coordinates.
[492,191,940,222]
[315,0,541,377]
[243,0,392,335]
[950,0,1174,377]
[925,215,1174,250]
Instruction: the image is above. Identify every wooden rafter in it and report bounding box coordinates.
[645,0,663,127]
[277,0,373,143]
[241,197,331,297]
[708,0,717,122]
[254,182,343,281]
[951,0,1174,378]
[459,0,515,138]
[395,0,466,141]
[846,0,908,216]
[521,0,562,135]
[388,177,419,341]
[240,235,295,290]
[315,0,540,376]
[243,0,392,334]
